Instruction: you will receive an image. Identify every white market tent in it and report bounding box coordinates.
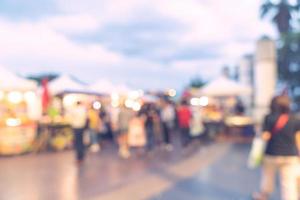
[113,84,132,95]
[0,67,37,91]
[49,75,86,95]
[89,79,116,95]
[199,76,251,97]
[89,79,133,95]
[0,67,40,120]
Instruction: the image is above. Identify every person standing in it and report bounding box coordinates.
[100,106,114,140]
[87,105,101,152]
[69,101,88,163]
[190,106,205,139]
[140,103,158,151]
[253,96,300,200]
[177,100,192,147]
[161,100,175,151]
[117,104,134,159]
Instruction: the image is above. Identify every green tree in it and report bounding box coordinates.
[189,77,206,88]
[260,0,299,34]
[260,0,300,104]
[27,73,59,85]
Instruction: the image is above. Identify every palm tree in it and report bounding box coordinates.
[260,0,300,104]
[260,0,299,34]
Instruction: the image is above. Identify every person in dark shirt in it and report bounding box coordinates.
[253,96,300,200]
[139,103,159,151]
[99,107,113,140]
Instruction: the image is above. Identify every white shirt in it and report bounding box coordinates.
[68,106,87,129]
[161,105,175,122]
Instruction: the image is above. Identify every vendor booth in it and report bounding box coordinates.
[35,75,104,152]
[0,67,38,155]
[89,79,137,110]
[49,74,86,95]
[198,76,251,97]
[193,76,254,138]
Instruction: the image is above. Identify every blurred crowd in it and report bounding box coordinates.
[68,97,213,162]
[69,94,300,200]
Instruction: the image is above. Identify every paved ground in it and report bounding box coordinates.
[150,143,280,200]
[0,137,281,200]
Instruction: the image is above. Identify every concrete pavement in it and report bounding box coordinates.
[0,141,281,200]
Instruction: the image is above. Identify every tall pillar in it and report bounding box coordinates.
[254,37,277,123]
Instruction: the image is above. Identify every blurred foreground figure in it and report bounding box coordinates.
[140,103,159,151]
[87,105,101,152]
[69,101,88,163]
[177,100,192,147]
[117,104,134,159]
[253,96,300,200]
[161,100,175,151]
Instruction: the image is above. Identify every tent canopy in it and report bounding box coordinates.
[49,75,85,95]
[199,76,252,97]
[0,67,37,91]
[89,79,116,95]
[113,84,132,95]
[89,79,132,95]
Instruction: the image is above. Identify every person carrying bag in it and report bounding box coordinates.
[248,112,290,169]
[252,96,300,200]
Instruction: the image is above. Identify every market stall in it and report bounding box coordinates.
[0,67,38,155]
[193,76,254,138]
[90,81,145,142]
[90,79,139,113]
[49,74,86,95]
[198,76,251,97]
[88,79,117,109]
[35,75,104,152]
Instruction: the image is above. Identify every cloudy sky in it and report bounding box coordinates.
[0,0,276,90]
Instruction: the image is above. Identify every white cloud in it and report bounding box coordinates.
[0,0,279,89]
[221,42,255,62]
[54,0,276,59]
[54,0,275,41]
[55,0,145,27]
[0,17,190,89]
[170,59,224,79]
[0,18,122,74]
[155,0,232,45]
[42,14,100,35]
[157,0,276,47]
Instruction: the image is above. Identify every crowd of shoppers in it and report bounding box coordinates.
[70,97,208,162]
[67,94,300,199]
